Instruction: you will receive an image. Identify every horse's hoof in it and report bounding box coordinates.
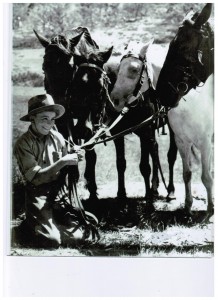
[116,192,127,201]
[201,209,214,223]
[117,197,128,202]
[151,190,159,199]
[88,194,99,202]
[180,208,193,224]
[166,192,176,201]
[207,206,214,217]
[145,192,157,201]
[145,202,155,213]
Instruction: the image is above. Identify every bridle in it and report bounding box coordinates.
[168,22,214,98]
[73,62,114,130]
[119,52,154,108]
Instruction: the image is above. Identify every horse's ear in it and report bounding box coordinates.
[182,9,195,24]
[140,39,154,58]
[33,29,49,48]
[194,3,212,28]
[99,46,113,63]
[69,31,84,51]
[80,27,99,49]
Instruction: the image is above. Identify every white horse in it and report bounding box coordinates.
[156,3,214,217]
[168,74,214,215]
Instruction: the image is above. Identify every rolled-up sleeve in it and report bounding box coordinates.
[14,139,42,182]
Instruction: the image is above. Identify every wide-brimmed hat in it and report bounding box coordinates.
[20,94,65,122]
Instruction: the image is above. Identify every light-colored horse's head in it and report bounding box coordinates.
[110,40,166,112]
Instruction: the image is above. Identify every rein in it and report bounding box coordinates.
[80,106,167,148]
[77,104,169,192]
[60,62,114,234]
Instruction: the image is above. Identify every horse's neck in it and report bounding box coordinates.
[179,73,214,111]
[201,73,214,104]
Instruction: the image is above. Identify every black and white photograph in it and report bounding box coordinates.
[3,1,215,296]
[10,2,214,257]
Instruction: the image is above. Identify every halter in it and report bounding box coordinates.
[76,62,113,130]
[169,22,213,97]
[120,52,153,107]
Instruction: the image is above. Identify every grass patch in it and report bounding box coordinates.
[11,197,214,257]
[12,71,44,87]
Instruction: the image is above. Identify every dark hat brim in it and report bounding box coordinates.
[20,104,65,122]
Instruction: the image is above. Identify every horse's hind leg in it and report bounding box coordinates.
[177,141,193,213]
[139,136,152,203]
[148,138,159,197]
[114,137,127,199]
[167,124,178,200]
[201,143,214,216]
[84,149,98,201]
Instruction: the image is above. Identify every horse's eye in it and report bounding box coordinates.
[130,67,139,73]
[127,65,140,78]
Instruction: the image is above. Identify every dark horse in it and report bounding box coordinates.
[156,3,214,218]
[109,41,163,208]
[34,27,113,203]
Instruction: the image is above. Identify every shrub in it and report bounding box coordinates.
[13,36,42,49]
[12,71,44,87]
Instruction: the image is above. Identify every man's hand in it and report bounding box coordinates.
[75,149,85,161]
[70,146,85,162]
[61,153,79,165]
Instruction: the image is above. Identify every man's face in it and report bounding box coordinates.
[31,111,56,136]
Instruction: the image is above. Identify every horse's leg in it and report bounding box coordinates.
[177,141,193,213]
[148,138,159,197]
[201,143,214,216]
[183,160,193,213]
[114,137,127,199]
[84,149,98,201]
[167,123,178,200]
[139,136,152,203]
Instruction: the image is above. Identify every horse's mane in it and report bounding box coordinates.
[48,27,99,57]
[66,27,99,48]
[50,35,72,55]
[65,27,99,56]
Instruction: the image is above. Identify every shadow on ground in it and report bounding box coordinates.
[11,196,213,257]
[82,197,212,230]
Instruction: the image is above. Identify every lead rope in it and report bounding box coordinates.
[64,122,100,240]
[81,106,166,147]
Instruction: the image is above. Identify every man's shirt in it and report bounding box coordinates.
[14,126,67,183]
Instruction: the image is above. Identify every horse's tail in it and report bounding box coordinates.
[190,145,201,171]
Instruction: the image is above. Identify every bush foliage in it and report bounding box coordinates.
[12,71,44,87]
[13,3,208,48]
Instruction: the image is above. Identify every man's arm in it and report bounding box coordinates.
[31,153,79,185]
